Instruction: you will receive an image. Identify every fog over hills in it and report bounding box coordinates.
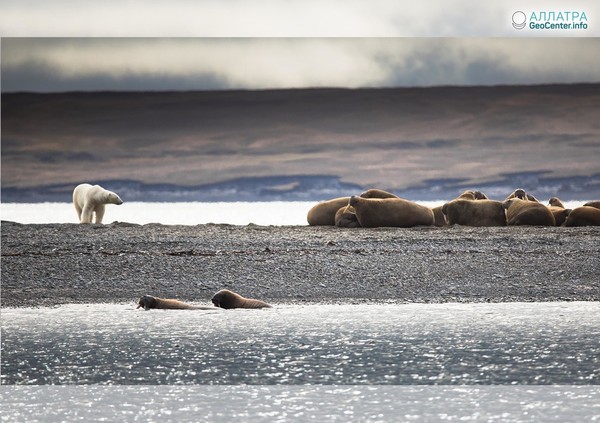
[2,84,599,202]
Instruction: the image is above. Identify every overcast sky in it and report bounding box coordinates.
[2,38,599,92]
[1,0,598,36]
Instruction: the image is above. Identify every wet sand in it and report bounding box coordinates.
[1,221,599,307]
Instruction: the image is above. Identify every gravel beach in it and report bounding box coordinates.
[1,221,599,307]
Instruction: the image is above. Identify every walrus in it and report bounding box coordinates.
[335,205,360,228]
[546,197,571,226]
[548,206,571,226]
[431,190,488,227]
[137,295,216,310]
[359,188,399,199]
[549,197,565,208]
[211,289,272,309]
[307,197,351,226]
[564,206,600,226]
[456,190,487,201]
[457,191,476,201]
[583,200,600,210]
[441,199,507,226]
[431,206,447,227]
[505,189,539,202]
[503,198,555,226]
[349,196,434,228]
[471,190,489,200]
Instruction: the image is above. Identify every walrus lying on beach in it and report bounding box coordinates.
[431,190,492,226]
[349,196,434,228]
[335,188,401,227]
[505,188,540,202]
[456,190,489,201]
[310,189,401,227]
[441,199,506,226]
[211,289,272,309]
[546,197,571,226]
[583,200,600,209]
[359,188,399,199]
[503,198,555,226]
[564,206,600,226]
[137,295,216,310]
[431,206,447,227]
[335,205,360,228]
[549,197,565,208]
[307,197,350,226]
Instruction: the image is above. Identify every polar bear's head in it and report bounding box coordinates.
[106,191,124,205]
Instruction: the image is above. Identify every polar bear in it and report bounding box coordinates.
[73,183,123,224]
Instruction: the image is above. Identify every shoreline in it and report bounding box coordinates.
[2,221,599,307]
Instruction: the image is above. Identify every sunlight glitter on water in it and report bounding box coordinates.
[2,302,599,385]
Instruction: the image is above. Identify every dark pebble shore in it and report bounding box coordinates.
[1,221,599,307]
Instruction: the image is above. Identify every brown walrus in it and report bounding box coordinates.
[434,190,490,226]
[211,289,272,309]
[441,199,507,226]
[431,206,447,227]
[471,190,489,200]
[548,197,565,208]
[137,295,216,310]
[456,190,487,201]
[583,200,600,209]
[503,198,555,226]
[564,206,600,226]
[335,204,360,228]
[307,197,351,226]
[505,188,540,202]
[349,196,434,228]
[359,188,399,199]
[335,188,400,227]
[546,197,571,226]
[548,206,571,226]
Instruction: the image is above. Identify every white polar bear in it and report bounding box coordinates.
[73,183,123,224]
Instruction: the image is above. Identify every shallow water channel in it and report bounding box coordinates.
[2,302,598,385]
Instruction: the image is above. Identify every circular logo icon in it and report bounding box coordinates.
[512,11,527,29]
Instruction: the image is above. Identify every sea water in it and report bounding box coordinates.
[0,200,588,226]
[1,303,599,421]
[2,302,599,385]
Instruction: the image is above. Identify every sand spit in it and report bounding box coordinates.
[1,221,599,307]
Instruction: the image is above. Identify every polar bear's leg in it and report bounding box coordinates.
[94,204,106,224]
[74,201,83,221]
[73,189,83,221]
[81,205,95,224]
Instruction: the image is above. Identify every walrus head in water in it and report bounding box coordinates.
[137,295,158,310]
[211,289,272,309]
[137,295,214,310]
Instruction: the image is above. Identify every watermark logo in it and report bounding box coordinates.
[513,10,589,30]
[512,11,527,29]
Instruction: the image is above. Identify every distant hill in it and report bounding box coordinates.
[2,84,599,201]
[2,172,599,203]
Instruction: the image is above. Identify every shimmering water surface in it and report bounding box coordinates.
[2,302,598,385]
[2,386,599,422]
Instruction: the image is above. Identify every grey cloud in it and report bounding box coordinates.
[1,60,231,92]
[2,38,599,92]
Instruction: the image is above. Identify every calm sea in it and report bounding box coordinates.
[2,303,599,420]
[0,200,588,226]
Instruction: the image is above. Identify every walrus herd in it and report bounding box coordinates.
[307,188,600,228]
